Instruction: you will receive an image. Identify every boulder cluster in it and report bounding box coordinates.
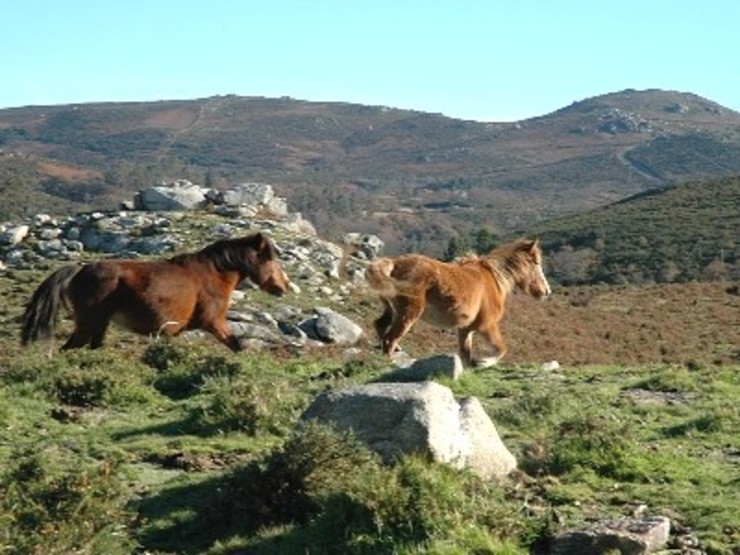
[0,181,377,348]
[598,107,652,134]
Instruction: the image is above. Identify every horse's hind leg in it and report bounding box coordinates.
[62,311,111,350]
[61,325,97,350]
[458,328,475,367]
[89,320,111,349]
[373,299,394,348]
[381,296,424,356]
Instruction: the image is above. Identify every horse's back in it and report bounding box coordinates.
[370,254,495,327]
[67,259,203,336]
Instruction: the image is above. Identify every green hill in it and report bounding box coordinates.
[529,175,740,284]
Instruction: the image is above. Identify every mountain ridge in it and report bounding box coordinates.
[1,88,739,255]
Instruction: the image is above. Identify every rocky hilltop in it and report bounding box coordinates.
[2,89,740,255]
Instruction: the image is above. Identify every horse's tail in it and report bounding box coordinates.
[365,257,402,297]
[21,264,82,345]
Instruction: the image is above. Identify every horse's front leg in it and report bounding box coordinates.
[474,321,506,368]
[374,299,394,348]
[205,320,242,352]
[457,328,475,367]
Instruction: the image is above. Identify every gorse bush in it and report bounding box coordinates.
[195,423,540,554]
[2,350,158,407]
[192,375,265,435]
[0,445,135,554]
[144,342,242,399]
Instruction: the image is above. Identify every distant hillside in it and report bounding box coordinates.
[1,89,740,254]
[528,175,740,284]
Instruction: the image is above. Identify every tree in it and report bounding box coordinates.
[442,236,470,261]
[473,229,499,254]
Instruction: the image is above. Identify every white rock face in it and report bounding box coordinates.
[136,183,208,211]
[0,225,30,246]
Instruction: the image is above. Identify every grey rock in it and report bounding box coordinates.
[137,181,208,211]
[551,516,671,555]
[300,307,363,345]
[343,232,385,259]
[129,235,179,255]
[302,381,517,480]
[38,228,62,240]
[228,321,283,344]
[380,354,464,382]
[222,182,275,207]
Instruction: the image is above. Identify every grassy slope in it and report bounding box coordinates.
[1,341,738,554]
[1,253,738,553]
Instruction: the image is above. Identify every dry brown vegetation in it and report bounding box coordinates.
[360,282,740,367]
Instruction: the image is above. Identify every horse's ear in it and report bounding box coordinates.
[521,238,540,257]
[252,233,275,258]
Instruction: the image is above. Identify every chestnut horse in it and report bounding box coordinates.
[21,233,290,352]
[365,238,551,367]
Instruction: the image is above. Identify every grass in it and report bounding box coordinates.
[0,228,738,552]
[1,336,738,554]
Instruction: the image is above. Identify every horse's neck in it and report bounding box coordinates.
[481,257,516,295]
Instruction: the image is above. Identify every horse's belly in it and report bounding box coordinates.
[111,311,184,336]
[421,303,466,328]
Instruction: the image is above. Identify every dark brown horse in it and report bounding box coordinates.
[365,238,551,367]
[21,233,290,351]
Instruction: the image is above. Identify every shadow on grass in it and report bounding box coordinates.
[111,412,234,440]
[133,472,228,554]
[132,468,376,554]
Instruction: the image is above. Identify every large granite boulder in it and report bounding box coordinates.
[302,381,516,480]
[135,180,208,211]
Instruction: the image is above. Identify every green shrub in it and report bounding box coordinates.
[2,350,158,408]
[192,376,265,435]
[196,423,540,554]
[0,445,135,554]
[144,342,242,399]
[141,341,194,371]
[546,414,642,480]
[53,367,109,406]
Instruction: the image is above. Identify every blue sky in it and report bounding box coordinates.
[2,1,739,121]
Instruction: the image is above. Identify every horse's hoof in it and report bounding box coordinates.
[473,357,499,369]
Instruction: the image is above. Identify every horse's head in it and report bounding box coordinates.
[244,233,291,296]
[513,239,551,299]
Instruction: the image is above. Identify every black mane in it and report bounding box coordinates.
[170,234,274,274]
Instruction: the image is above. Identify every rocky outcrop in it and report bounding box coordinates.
[0,180,372,353]
[598,108,652,134]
